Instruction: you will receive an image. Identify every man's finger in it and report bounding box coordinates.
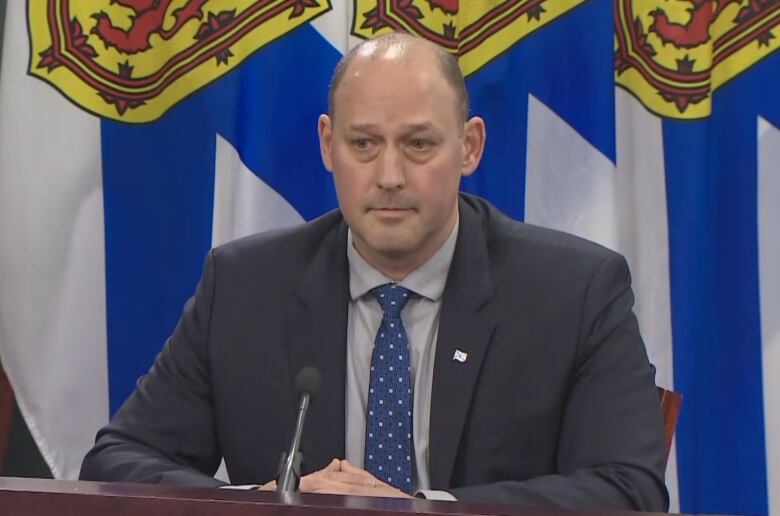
[257,479,276,491]
[337,460,386,485]
[319,470,378,487]
[300,475,346,494]
[339,459,372,476]
[321,458,341,472]
[298,458,411,498]
[307,458,341,478]
[301,476,408,498]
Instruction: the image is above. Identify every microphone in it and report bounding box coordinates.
[276,366,320,492]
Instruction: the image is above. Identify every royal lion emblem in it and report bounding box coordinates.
[352,0,586,77]
[28,0,331,123]
[615,0,780,119]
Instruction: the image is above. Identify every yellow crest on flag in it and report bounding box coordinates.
[28,0,331,123]
[352,0,586,77]
[615,0,780,119]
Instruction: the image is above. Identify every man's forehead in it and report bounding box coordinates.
[332,62,458,131]
[342,50,437,84]
[334,83,450,125]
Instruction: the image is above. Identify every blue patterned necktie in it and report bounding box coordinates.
[365,283,413,494]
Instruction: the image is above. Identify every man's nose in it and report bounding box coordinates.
[376,146,405,190]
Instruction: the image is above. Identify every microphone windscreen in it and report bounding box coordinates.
[295,366,321,397]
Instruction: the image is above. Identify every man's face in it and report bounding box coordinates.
[318,50,484,277]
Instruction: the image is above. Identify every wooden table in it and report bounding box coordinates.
[0,477,711,515]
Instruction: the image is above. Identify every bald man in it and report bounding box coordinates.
[81,34,668,512]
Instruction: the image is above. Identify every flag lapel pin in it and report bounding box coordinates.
[452,349,468,363]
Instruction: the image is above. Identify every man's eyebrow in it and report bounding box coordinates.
[348,123,380,132]
[347,122,438,133]
[402,122,436,133]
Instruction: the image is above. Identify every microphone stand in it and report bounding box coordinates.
[276,390,311,492]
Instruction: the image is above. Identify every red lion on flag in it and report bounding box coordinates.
[650,0,748,48]
[92,0,210,54]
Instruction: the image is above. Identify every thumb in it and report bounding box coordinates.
[340,459,381,483]
[339,459,364,474]
[321,458,341,472]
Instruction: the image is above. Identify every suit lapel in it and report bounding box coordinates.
[429,197,496,488]
[286,219,350,474]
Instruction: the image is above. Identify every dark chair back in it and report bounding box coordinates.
[0,363,15,473]
[657,386,682,464]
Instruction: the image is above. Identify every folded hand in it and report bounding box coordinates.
[259,458,412,498]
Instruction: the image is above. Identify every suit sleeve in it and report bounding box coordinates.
[450,253,669,511]
[79,250,224,487]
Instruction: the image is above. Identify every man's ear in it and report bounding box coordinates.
[318,114,334,172]
[460,116,486,177]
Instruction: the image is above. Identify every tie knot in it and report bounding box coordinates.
[372,284,412,317]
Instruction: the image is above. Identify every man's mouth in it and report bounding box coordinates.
[369,206,414,218]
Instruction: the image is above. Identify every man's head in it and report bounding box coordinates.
[318,33,486,280]
[327,34,470,126]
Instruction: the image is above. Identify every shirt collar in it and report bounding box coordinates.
[347,216,459,302]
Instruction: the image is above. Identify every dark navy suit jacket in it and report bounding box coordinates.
[81,194,668,511]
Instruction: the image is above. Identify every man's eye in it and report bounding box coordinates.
[353,138,371,149]
[409,139,430,150]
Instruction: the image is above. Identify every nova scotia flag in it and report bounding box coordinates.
[1,2,779,514]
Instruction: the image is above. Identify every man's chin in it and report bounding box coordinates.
[361,233,417,258]
[369,239,416,258]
